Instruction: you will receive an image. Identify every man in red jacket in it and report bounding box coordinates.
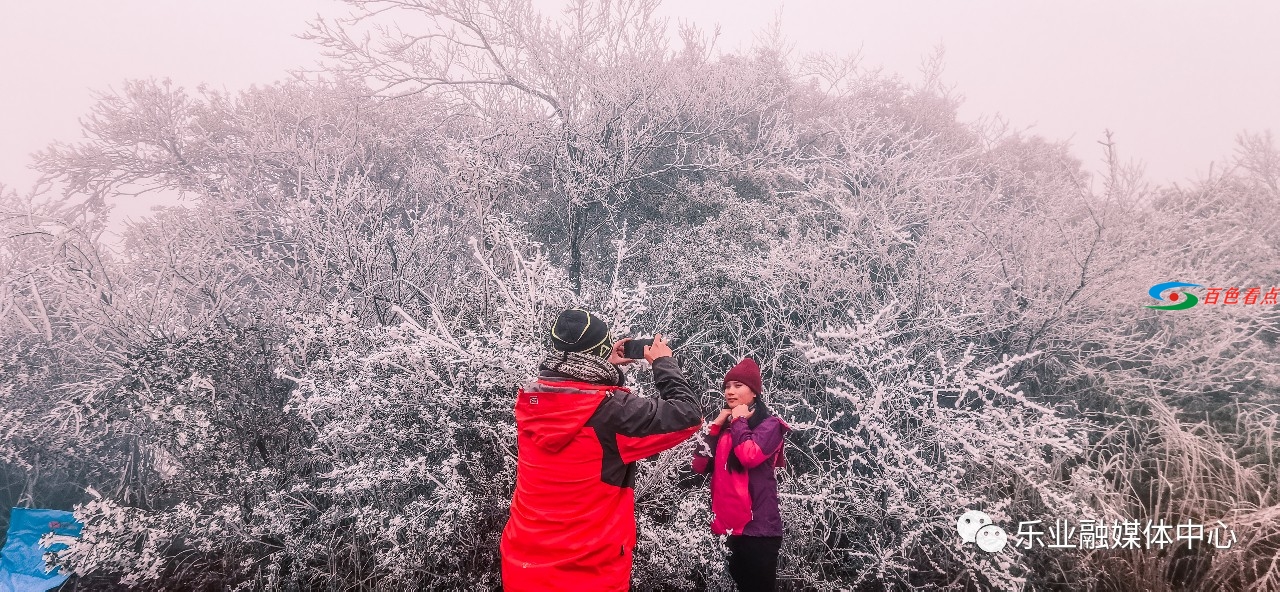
[500,309,702,591]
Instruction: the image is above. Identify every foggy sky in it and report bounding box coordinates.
[2,1,1277,233]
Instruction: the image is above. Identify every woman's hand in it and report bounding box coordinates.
[608,338,636,366]
[731,404,753,421]
[712,408,732,426]
[643,334,673,363]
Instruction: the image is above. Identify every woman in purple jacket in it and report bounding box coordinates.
[692,358,791,591]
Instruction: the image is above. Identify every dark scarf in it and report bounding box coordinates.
[712,398,772,473]
[538,349,623,386]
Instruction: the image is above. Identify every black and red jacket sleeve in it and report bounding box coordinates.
[589,356,703,467]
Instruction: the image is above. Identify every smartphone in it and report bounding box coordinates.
[622,338,655,359]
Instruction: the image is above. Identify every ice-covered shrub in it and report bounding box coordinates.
[778,301,1104,590]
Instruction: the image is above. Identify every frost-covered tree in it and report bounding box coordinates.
[3,0,1279,589]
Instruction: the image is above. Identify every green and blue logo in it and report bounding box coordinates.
[1147,281,1202,310]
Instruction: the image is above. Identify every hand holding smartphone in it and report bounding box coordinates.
[619,334,673,363]
[621,338,655,359]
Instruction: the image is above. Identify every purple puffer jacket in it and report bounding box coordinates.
[692,415,790,537]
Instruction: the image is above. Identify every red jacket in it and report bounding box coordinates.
[500,357,702,591]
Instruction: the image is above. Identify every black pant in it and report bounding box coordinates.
[727,535,783,591]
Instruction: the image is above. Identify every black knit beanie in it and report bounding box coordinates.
[550,309,612,358]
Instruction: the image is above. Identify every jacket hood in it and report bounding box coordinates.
[515,379,624,453]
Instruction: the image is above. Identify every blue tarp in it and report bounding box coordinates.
[0,508,81,592]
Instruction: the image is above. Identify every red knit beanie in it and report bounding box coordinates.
[723,358,763,396]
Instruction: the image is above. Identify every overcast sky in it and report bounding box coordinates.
[2,1,1278,230]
